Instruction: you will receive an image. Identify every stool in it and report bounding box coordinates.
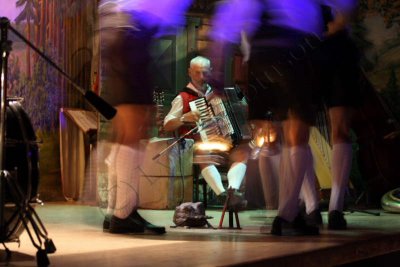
[218,189,241,229]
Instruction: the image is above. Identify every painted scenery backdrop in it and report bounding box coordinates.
[1,0,99,200]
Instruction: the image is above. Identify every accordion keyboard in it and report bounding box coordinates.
[189,97,224,142]
[189,86,251,147]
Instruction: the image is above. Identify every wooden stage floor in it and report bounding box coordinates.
[1,202,400,266]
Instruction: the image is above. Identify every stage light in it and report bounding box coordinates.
[195,140,232,152]
[249,120,280,159]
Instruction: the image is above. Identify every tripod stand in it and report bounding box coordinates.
[347,188,380,216]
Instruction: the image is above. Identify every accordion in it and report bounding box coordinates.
[189,86,251,149]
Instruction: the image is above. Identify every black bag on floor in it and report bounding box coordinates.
[172,202,214,228]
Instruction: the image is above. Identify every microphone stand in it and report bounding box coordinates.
[152,117,222,162]
[152,125,198,161]
[152,115,228,159]
[7,20,117,120]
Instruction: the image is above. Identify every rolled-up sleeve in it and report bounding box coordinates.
[164,95,184,126]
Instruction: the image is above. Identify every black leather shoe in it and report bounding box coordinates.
[271,216,319,236]
[130,210,166,234]
[328,210,347,230]
[109,215,145,234]
[103,215,111,231]
[303,209,323,226]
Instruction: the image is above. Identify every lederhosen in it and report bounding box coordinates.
[311,5,362,109]
[246,12,319,124]
[101,11,158,106]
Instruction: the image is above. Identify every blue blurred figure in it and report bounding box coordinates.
[209,0,358,235]
[98,0,192,235]
[312,3,361,230]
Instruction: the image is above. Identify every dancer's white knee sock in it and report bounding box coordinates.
[300,147,319,214]
[114,145,143,219]
[105,144,119,215]
[227,162,247,190]
[201,165,225,195]
[258,152,280,210]
[278,145,310,221]
[329,143,352,212]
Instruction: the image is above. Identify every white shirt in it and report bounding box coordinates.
[164,82,212,126]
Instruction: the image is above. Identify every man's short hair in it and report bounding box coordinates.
[190,56,211,68]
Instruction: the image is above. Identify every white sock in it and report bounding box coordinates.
[201,165,225,195]
[114,145,143,219]
[258,152,280,210]
[278,145,310,221]
[300,147,319,214]
[105,144,119,215]
[227,162,247,190]
[329,143,352,212]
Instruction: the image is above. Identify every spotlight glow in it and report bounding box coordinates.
[195,141,232,152]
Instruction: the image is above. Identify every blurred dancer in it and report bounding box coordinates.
[312,2,360,230]
[209,0,356,235]
[98,0,192,234]
[247,118,282,210]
